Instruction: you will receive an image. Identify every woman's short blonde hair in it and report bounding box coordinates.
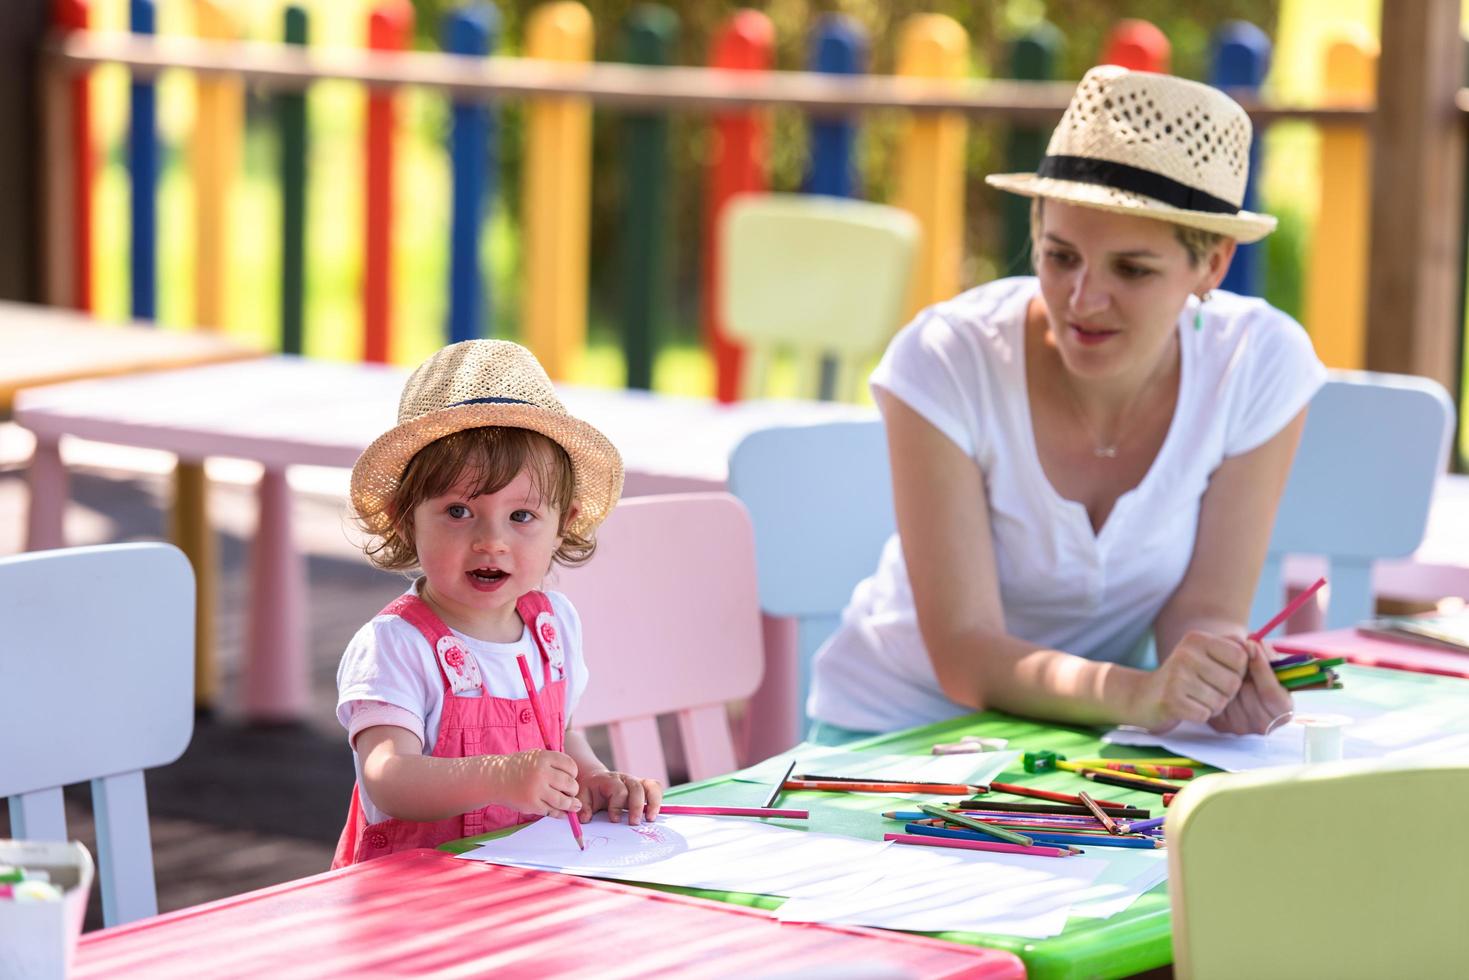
[1029,197,1227,268]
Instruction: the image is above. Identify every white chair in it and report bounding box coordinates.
[0,543,195,926]
[553,494,764,785]
[1254,369,1456,631]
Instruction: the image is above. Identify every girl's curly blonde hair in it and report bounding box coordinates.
[357,426,595,573]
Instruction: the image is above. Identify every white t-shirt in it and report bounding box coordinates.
[809,277,1327,733]
[336,583,589,823]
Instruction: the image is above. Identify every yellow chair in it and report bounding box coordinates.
[718,193,919,402]
[1167,758,1469,979]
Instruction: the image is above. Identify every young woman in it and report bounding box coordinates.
[808,67,1323,743]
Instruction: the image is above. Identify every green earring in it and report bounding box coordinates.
[1193,290,1211,331]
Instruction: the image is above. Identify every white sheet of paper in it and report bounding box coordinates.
[775,841,1108,939]
[457,812,892,899]
[1065,849,1169,919]
[1102,667,1469,771]
[732,747,1018,788]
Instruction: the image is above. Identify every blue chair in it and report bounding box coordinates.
[727,419,891,758]
[0,543,195,926]
[1251,369,1456,632]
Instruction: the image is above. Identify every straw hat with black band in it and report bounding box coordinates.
[351,340,623,540]
[986,65,1276,244]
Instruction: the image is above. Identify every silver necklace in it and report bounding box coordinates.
[1056,354,1171,459]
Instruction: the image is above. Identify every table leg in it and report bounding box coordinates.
[244,468,309,723]
[170,462,217,712]
[24,436,68,551]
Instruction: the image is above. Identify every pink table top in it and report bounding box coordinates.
[73,849,1022,979]
[13,356,875,488]
[1274,627,1469,678]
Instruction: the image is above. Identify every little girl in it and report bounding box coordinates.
[332,339,662,867]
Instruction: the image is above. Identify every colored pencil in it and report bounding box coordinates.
[908,814,1108,832]
[783,779,975,794]
[1018,830,1164,850]
[1266,652,1315,670]
[658,805,808,819]
[1087,762,1194,779]
[515,654,585,851]
[1274,663,1325,683]
[1119,816,1167,834]
[1249,576,1327,641]
[1280,669,1342,690]
[1283,674,1343,692]
[1082,771,1181,795]
[1068,757,1200,767]
[1077,767,1180,789]
[793,774,986,791]
[884,832,1077,859]
[1273,655,1345,674]
[762,759,797,809]
[906,822,1163,850]
[955,800,1152,819]
[988,781,1127,807]
[1077,791,1121,834]
[917,803,1034,846]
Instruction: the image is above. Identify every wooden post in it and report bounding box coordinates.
[1365,0,1464,391]
[1305,31,1375,370]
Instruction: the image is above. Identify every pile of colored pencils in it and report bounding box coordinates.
[1270,654,1345,691]
[881,799,1166,859]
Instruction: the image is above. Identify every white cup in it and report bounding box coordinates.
[1297,713,1351,763]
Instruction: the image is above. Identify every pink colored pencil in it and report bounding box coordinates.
[515,654,585,851]
[884,832,1076,858]
[1250,576,1327,642]
[659,805,809,819]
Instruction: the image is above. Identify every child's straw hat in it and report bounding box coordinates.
[985,66,1276,243]
[351,340,623,539]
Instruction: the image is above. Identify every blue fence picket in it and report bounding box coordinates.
[128,0,157,322]
[1210,20,1270,297]
[444,4,500,343]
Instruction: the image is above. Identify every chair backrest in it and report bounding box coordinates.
[0,543,195,926]
[727,420,895,737]
[1253,369,1455,631]
[719,192,919,401]
[1168,758,1469,979]
[552,494,763,785]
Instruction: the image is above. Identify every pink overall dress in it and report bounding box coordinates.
[332,590,569,868]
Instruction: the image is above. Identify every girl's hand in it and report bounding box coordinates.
[577,770,663,825]
[1139,630,1250,733]
[491,749,582,816]
[1207,640,1294,735]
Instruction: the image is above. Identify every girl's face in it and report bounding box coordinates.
[412,465,575,643]
[1034,201,1231,384]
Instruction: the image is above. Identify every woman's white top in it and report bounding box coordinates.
[808,277,1327,733]
[336,583,589,823]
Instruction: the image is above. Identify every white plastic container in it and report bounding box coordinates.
[0,840,94,980]
[1297,713,1351,763]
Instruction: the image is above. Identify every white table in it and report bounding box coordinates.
[15,356,874,721]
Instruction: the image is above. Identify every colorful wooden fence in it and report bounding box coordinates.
[47,9,1415,403]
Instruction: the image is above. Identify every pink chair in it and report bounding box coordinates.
[551,493,764,785]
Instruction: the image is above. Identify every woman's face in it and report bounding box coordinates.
[1034,200,1231,382]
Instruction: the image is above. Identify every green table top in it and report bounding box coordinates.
[445,711,1180,980]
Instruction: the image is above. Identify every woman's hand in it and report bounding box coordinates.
[488,749,582,816]
[577,770,663,825]
[1138,630,1251,733]
[1207,641,1294,735]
